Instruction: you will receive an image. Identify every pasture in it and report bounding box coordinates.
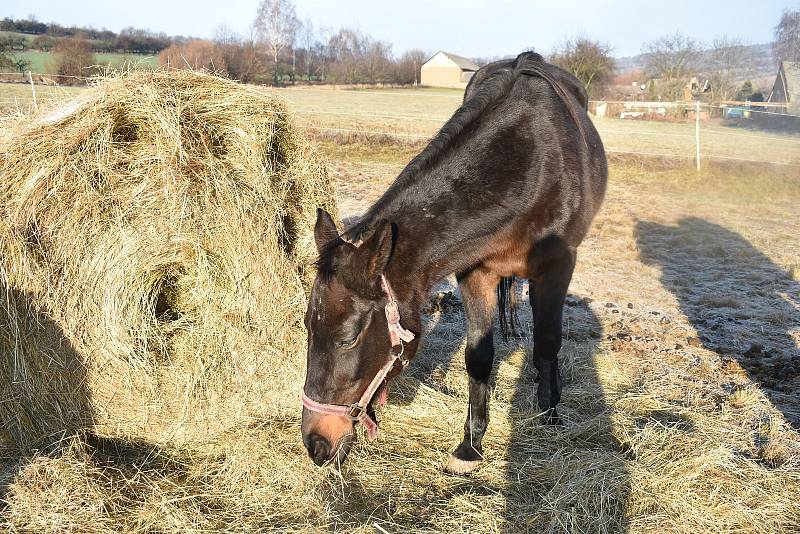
[0,81,798,533]
[0,31,158,74]
[9,50,158,73]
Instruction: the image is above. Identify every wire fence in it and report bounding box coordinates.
[3,71,800,168]
[288,104,800,168]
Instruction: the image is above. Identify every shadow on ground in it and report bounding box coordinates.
[337,280,630,532]
[0,286,189,520]
[499,291,629,532]
[636,217,800,428]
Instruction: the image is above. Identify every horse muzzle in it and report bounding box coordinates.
[301,408,356,466]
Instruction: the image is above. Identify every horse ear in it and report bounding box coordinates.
[314,208,340,252]
[357,221,394,279]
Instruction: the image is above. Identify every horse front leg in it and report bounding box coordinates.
[445,265,499,475]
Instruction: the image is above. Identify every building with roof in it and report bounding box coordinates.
[420,51,479,88]
[768,61,800,114]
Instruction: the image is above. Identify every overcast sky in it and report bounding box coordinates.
[4,0,795,58]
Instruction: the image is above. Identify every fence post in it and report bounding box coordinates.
[27,71,38,111]
[695,99,701,171]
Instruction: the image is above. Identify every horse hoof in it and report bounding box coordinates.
[444,455,481,475]
[542,408,563,426]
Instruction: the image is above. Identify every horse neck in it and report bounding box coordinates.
[351,197,483,304]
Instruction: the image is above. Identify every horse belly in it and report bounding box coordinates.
[482,241,532,279]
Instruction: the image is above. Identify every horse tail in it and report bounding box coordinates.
[497,276,520,340]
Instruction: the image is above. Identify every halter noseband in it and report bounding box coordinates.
[301,274,415,439]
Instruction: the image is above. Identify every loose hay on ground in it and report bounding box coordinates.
[0,75,799,533]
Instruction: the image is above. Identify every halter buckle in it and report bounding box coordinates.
[347,404,365,419]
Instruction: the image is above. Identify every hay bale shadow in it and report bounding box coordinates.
[636,217,800,428]
[0,284,91,508]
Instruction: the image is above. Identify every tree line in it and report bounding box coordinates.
[1,16,183,55]
[553,7,799,102]
[2,4,798,101]
[157,0,427,86]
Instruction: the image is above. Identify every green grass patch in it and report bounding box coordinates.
[5,50,157,75]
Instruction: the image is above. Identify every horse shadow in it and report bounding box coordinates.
[364,282,629,532]
[498,288,629,532]
[636,217,800,428]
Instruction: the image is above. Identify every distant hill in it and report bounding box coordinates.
[615,42,778,82]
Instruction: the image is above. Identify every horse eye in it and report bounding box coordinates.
[337,335,360,349]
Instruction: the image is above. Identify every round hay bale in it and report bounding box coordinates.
[0,70,336,447]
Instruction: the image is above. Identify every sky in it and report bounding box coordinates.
[3,0,796,58]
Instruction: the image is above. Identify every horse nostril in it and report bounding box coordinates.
[303,432,331,466]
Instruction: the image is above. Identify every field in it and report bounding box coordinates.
[9,50,158,73]
[0,83,84,110]
[276,86,800,166]
[0,31,158,74]
[3,82,800,166]
[0,82,799,532]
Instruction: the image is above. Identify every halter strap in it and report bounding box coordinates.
[301,274,415,440]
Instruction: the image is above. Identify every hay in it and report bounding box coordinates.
[0,70,335,447]
[0,75,799,533]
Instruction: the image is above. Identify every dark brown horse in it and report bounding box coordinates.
[301,52,607,473]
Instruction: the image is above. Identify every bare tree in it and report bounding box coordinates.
[364,39,392,84]
[327,28,366,83]
[550,36,615,98]
[53,37,96,84]
[213,25,263,83]
[315,26,334,82]
[774,7,800,62]
[395,49,426,85]
[707,35,752,101]
[643,32,700,80]
[253,0,299,83]
[299,18,315,80]
[214,24,239,47]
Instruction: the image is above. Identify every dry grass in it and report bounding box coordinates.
[0,80,798,533]
[7,83,800,165]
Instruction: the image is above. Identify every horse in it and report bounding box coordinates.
[301,51,607,474]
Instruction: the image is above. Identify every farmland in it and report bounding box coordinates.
[0,30,159,73]
[0,81,799,532]
[9,50,158,73]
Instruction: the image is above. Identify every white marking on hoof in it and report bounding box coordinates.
[444,455,481,475]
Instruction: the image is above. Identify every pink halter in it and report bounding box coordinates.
[301,274,415,439]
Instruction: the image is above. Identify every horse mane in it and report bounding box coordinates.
[344,52,587,242]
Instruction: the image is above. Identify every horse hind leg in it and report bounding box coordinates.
[528,236,576,425]
[445,265,499,475]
